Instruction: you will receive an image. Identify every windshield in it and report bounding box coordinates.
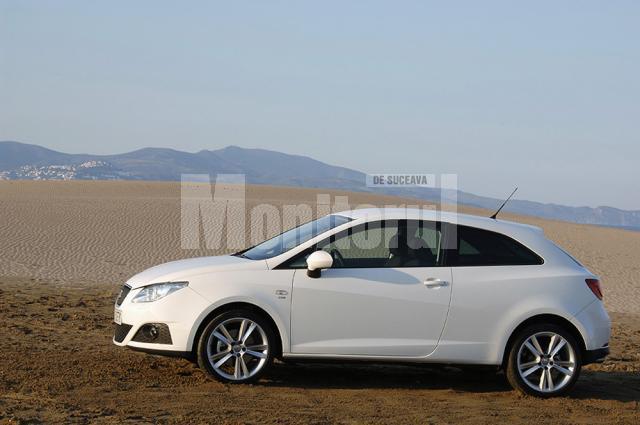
[240,214,352,260]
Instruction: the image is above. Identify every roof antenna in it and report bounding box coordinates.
[490,187,518,220]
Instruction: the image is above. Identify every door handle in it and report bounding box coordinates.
[424,278,450,288]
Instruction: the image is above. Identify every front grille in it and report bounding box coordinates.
[116,285,131,306]
[114,323,133,343]
[132,323,173,344]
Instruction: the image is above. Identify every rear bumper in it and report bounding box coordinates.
[583,345,610,365]
[573,300,611,350]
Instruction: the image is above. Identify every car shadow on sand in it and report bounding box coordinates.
[264,362,511,393]
[262,362,640,402]
[571,369,640,402]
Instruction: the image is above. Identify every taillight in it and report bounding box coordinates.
[586,279,603,300]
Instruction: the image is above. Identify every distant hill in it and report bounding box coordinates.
[1,140,639,229]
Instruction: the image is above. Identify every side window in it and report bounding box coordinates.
[318,221,396,268]
[449,225,543,266]
[278,220,443,269]
[408,220,442,266]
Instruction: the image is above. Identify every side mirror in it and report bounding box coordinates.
[306,250,333,278]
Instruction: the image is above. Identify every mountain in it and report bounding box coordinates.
[0,141,368,187]
[0,141,87,169]
[1,141,639,229]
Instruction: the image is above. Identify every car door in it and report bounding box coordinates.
[288,219,452,357]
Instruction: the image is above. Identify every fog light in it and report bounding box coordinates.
[132,323,172,344]
[142,325,159,340]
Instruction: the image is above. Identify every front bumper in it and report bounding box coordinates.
[114,323,133,343]
[112,285,210,352]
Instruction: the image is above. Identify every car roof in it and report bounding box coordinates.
[334,208,543,237]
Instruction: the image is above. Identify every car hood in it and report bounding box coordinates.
[125,255,267,289]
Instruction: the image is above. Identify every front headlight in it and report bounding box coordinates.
[132,281,189,303]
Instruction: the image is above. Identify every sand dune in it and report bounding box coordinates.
[0,180,638,313]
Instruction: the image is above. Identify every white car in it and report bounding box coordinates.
[113,208,610,397]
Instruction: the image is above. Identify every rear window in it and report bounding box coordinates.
[447,225,543,267]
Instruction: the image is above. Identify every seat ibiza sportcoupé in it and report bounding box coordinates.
[113,208,610,397]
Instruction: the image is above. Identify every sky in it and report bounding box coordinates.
[1,1,639,209]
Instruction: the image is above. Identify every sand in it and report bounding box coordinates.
[1,278,638,424]
[0,180,639,424]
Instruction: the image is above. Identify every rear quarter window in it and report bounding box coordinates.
[447,225,543,267]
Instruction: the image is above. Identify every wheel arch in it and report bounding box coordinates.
[500,313,587,368]
[188,300,285,358]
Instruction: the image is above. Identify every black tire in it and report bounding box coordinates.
[197,309,276,384]
[506,323,582,397]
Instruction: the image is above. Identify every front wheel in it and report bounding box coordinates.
[506,324,582,397]
[197,310,275,383]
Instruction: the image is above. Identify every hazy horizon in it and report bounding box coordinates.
[2,139,639,214]
[2,1,639,209]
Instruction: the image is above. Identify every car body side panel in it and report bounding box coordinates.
[430,265,599,364]
[183,269,295,352]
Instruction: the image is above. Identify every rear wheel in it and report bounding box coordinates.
[197,310,275,383]
[506,324,581,397]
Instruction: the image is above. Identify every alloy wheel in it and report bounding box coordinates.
[516,331,577,393]
[206,317,270,381]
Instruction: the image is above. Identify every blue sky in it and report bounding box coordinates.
[1,1,639,209]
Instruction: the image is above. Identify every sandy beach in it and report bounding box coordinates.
[1,180,639,423]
